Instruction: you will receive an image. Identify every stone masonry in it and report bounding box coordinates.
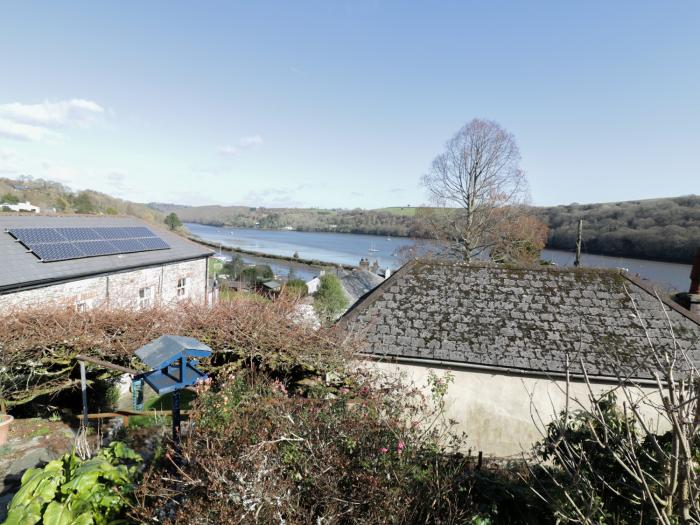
[0,258,207,312]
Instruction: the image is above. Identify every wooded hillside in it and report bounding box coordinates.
[153,195,700,263]
[537,195,700,263]
[0,177,163,223]
[150,202,429,237]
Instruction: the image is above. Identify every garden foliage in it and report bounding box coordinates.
[2,442,142,525]
[132,369,546,524]
[0,298,346,409]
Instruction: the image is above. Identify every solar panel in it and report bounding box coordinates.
[93,227,128,239]
[139,237,170,250]
[6,225,171,262]
[122,227,157,238]
[58,228,102,241]
[9,228,66,243]
[30,243,85,261]
[110,238,147,253]
[73,240,120,257]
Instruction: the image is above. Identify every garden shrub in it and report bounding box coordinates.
[132,369,547,524]
[0,298,347,410]
[3,441,142,525]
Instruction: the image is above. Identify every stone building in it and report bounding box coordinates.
[0,215,212,312]
[339,259,700,457]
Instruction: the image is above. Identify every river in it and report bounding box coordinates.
[186,223,693,292]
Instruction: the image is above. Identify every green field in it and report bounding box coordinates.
[374,206,418,217]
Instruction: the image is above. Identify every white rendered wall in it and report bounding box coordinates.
[369,360,667,458]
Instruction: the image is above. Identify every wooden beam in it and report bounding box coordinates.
[75,354,140,375]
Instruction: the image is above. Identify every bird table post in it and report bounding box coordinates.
[133,335,212,456]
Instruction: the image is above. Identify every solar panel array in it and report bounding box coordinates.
[7,226,170,262]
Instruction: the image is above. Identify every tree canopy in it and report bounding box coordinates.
[164,212,183,230]
[313,274,348,323]
[420,119,547,263]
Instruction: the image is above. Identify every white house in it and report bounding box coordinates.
[339,259,700,457]
[0,201,40,213]
[0,216,213,312]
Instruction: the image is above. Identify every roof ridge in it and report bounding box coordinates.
[621,272,700,326]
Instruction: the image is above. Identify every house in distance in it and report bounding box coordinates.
[0,215,212,312]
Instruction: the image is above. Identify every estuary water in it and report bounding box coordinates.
[186,223,693,292]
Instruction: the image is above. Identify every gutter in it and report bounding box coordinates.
[360,352,661,387]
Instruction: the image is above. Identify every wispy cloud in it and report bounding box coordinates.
[105,170,134,196]
[0,99,105,142]
[219,134,263,156]
[0,148,19,174]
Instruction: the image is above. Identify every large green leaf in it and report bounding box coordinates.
[43,501,74,525]
[71,513,94,525]
[4,463,64,518]
[1,503,43,525]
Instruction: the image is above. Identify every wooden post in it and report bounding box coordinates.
[172,390,181,449]
[80,361,88,427]
[574,219,583,267]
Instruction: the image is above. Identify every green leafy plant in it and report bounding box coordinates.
[3,441,142,525]
[313,274,348,323]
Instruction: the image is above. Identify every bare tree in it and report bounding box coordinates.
[421,118,537,262]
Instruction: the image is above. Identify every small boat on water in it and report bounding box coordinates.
[386,237,391,241]
[369,242,379,253]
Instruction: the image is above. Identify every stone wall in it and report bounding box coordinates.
[0,258,207,312]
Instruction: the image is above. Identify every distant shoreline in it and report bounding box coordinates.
[187,235,357,271]
[187,222,694,266]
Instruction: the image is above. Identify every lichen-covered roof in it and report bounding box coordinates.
[339,260,700,379]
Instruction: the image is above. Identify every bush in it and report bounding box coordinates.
[3,442,142,525]
[283,278,308,298]
[0,299,347,410]
[313,274,348,323]
[134,369,471,523]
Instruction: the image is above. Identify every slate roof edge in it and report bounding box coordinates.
[360,353,660,386]
[0,253,211,295]
[336,259,419,329]
[621,272,700,327]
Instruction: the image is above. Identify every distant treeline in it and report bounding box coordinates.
[535,195,700,263]
[150,203,431,238]
[151,195,700,264]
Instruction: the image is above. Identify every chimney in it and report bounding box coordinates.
[691,248,700,295]
[681,248,700,315]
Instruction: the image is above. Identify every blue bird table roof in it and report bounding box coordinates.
[134,335,212,395]
[135,335,212,369]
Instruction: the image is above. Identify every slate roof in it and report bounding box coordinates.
[0,215,212,293]
[339,260,700,380]
[338,269,385,305]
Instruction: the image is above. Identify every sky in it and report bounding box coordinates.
[0,1,698,209]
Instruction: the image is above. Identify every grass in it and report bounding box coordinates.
[208,258,224,278]
[28,427,51,438]
[128,390,197,429]
[220,288,269,303]
[375,206,418,217]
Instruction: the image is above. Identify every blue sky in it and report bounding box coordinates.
[1,2,698,208]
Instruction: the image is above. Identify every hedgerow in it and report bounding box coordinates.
[0,298,346,409]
